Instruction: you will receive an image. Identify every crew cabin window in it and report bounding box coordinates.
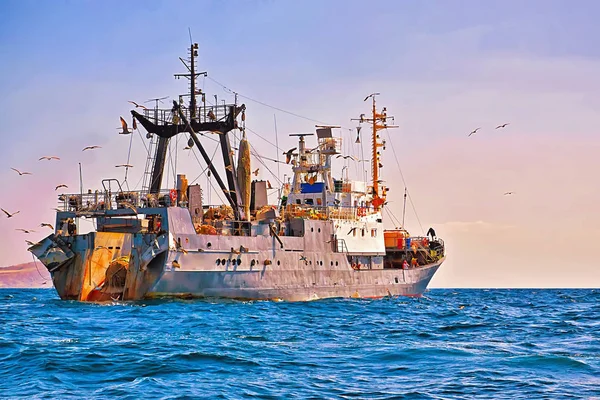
[305,198,314,205]
[362,229,365,237]
[296,199,301,205]
[371,229,377,237]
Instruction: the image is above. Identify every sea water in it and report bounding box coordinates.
[0,289,598,399]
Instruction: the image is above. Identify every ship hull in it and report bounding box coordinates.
[147,258,442,301]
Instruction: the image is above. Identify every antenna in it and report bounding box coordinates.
[174,43,206,120]
[351,93,398,211]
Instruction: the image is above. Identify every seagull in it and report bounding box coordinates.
[336,155,357,161]
[267,180,273,190]
[1,208,19,218]
[119,116,132,134]
[128,100,148,110]
[39,156,60,161]
[364,93,380,102]
[55,184,68,191]
[252,168,259,176]
[468,128,481,137]
[16,228,36,234]
[284,147,297,164]
[40,223,54,230]
[503,191,515,196]
[115,164,133,168]
[82,145,101,151]
[11,168,32,176]
[495,123,510,129]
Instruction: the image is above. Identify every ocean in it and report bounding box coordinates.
[0,289,598,399]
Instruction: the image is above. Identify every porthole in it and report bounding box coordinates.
[237,259,241,266]
[251,260,255,266]
[221,259,226,265]
[318,228,321,233]
[330,261,333,266]
[216,259,221,265]
[395,277,399,284]
[320,261,323,266]
[277,260,281,266]
[207,242,212,248]
[335,261,339,266]
[311,227,314,232]
[310,261,312,265]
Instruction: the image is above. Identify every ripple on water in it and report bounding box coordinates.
[0,288,598,398]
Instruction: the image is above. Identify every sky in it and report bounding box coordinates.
[0,0,599,287]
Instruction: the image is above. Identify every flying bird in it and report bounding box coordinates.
[39,156,60,161]
[40,223,54,230]
[1,208,19,218]
[468,128,481,137]
[11,168,32,176]
[119,116,132,134]
[55,184,68,191]
[495,123,510,129]
[16,228,35,234]
[364,93,380,102]
[284,147,297,164]
[267,180,273,190]
[503,191,515,196]
[115,164,133,168]
[82,146,101,151]
[128,100,148,110]
[252,168,259,176]
[336,155,357,161]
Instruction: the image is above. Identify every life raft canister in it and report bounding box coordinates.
[357,207,366,217]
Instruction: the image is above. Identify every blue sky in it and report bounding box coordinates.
[1,0,599,286]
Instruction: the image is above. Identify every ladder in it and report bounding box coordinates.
[141,134,158,196]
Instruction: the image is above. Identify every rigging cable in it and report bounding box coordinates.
[206,76,340,127]
[384,128,425,235]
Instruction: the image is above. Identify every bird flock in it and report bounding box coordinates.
[468,122,515,196]
[2,137,105,247]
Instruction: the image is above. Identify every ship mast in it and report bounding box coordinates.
[354,93,397,211]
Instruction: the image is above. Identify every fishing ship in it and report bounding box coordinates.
[29,44,445,301]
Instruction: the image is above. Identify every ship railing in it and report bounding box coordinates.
[56,189,176,212]
[142,103,234,126]
[283,204,377,221]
